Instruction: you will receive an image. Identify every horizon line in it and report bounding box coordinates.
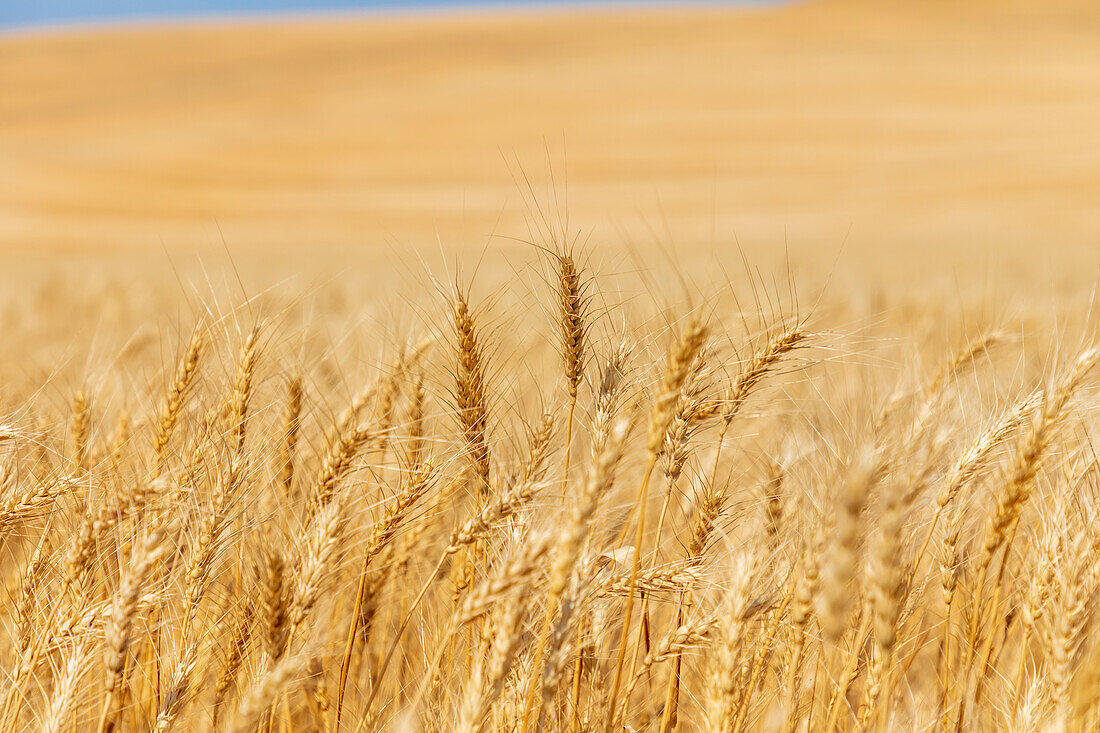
[0,0,786,36]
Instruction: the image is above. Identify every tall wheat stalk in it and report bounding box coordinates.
[604,319,707,732]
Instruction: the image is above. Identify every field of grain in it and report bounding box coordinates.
[2,0,1100,731]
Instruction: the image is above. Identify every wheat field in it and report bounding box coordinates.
[2,240,1099,732]
[3,0,1100,732]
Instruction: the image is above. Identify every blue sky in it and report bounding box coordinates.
[1,0,716,29]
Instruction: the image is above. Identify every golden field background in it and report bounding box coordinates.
[2,2,1100,732]
[3,0,1100,288]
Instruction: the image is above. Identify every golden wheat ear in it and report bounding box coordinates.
[41,641,93,733]
[556,249,588,403]
[98,529,171,733]
[69,389,90,477]
[151,328,204,478]
[452,290,492,499]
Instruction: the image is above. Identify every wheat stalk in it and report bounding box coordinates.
[97,529,170,733]
[605,318,707,732]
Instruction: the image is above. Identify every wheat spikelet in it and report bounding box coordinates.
[0,475,74,538]
[685,477,728,564]
[70,389,90,476]
[991,359,1096,551]
[260,545,290,663]
[1011,510,1061,714]
[368,462,437,562]
[590,342,629,454]
[213,607,254,729]
[455,536,550,626]
[452,290,492,497]
[1009,674,1047,733]
[822,605,873,733]
[64,501,111,602]
[925,331,1005,398]
[938,389,1043,514]
[596,563,698,598]
[181,470,237,634]
[446,468,542,554]
[819,449,877,642]
[762,456,786,547]
[232,655,307,733]
[15,535,52,651]
[867,486,905,730]
[911,387,1043,573]
[723,322,808,425]
[152,650,198,733]
[309,364,412,516]
[290,497,347,636]
[555,249,588,403]
[98,528,169,733]
[276,375,303,499]
[151,328,204,476]
[1049,531,1095,716]
[310,419,374,513]
[659,347,713,492]
[405,368,428,469]
[455,593,527,733]
[228,328,258,455]
[106,407,130,486]
[780,530,823,733]
[39,642,91,733]
[704,553,756,733]
[939,507,964,708]
[647,320,709,455]
[617,613,719,724]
